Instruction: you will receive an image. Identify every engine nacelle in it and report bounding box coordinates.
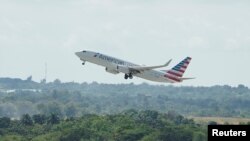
[105,67,119,74]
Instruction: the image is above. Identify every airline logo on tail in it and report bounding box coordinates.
[164,57,192,82]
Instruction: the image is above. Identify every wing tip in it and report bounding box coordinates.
[165,59,172,66]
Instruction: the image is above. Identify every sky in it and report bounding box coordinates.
[0,0,250,87]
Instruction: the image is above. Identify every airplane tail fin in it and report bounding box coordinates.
[163,57,193,82]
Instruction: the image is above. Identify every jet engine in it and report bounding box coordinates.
[105,67,119,74]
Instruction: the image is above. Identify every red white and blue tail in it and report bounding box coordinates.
[163,57,193,83]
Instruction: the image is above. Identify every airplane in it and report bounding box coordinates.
[75,50,194,83]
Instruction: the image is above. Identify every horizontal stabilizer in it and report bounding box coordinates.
[180,77,195,80]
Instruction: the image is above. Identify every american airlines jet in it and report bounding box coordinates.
[75,50,194,83]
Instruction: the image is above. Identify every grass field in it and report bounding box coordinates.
[190,117,250,125]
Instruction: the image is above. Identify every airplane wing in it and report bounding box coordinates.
[128,59,172,72]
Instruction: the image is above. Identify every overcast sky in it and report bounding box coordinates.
[0,0,250,86]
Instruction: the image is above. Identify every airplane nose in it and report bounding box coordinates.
[75,52,81,57]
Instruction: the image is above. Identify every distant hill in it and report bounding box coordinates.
[0,77,39,89]
[0,77,250,118]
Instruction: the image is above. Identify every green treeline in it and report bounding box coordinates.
[0,78,250,118]
[0,77,249,140]
[0,110,206,141]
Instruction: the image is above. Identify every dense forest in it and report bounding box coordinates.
[0,77,250,118]
[0,110,206,141]
[0,77,249,140]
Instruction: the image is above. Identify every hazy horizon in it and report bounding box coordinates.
[1,0,250,87]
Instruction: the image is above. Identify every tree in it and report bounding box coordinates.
[193,132,206,141]
[65,105,77,118]
[47,114,60,124]
[139,111,159,126]
[0,103,17,117]
[47,102,63,116]
[26,76,32,81]
[208,121,217,125]
[159,127,193,141]
[53,79,61,84]
[32,114,46,124]
[40,79,46,84]
[0,117,11,128]
[21,114,33,126]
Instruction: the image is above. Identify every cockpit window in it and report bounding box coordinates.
[82,50,86,52]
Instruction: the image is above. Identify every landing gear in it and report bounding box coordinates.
[124,74,129,79]
[82,61,85,65]
[124,73,133,79]
[128,73,133,79]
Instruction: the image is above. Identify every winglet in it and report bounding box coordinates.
[164,59,172,67]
